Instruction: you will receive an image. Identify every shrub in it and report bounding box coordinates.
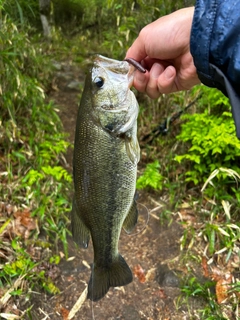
[175,86,240,185]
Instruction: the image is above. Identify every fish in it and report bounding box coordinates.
[71,55,140,302]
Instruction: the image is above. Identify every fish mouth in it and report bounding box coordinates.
[127,65,135,88]
[93,55,137,89]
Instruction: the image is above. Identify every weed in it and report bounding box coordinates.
[0,237,60,294]
[175,87,240,186]
[137,160,164,191]
[0,6,71,312]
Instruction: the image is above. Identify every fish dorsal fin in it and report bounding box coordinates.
[123,198,138,234]
[71,195,90,248]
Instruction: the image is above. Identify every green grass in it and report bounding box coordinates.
[0,14,72,317]
[136,90,240,319]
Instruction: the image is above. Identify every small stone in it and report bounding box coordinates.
[67,80,81,90]
[52,61,62,71]
[155,264,182,288]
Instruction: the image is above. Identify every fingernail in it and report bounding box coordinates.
[164,67,175,79]
[151,63,163,79]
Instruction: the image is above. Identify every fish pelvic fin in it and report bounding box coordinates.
[71,195,90,248]
[87,254,133,301]
[123,198,138,234]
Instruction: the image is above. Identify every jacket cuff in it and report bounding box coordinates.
[190,0,218,78]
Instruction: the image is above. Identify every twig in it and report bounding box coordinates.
[0,313,20,320]
[0,276,24,308]
[67,286,88,320]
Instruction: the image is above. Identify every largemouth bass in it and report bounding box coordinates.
[71,55,140,302]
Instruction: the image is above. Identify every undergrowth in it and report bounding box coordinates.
[136,85,240,319]
[0,10,72,309]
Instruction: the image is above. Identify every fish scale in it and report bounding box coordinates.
[71,55,140,302]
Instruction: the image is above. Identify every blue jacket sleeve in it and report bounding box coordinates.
[190,0,240,138]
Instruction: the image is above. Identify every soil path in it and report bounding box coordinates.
[27,61,204,320]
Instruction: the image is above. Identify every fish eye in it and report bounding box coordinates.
[94,77,104,88]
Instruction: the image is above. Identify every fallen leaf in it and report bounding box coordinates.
[133,264,146,283]
[14,209,36,230]
[145,267,156,282]
[60,307,69,320]
[215,275,232,304]
[0,313,20,319]
[211,266,225,281]
[154,289,167,299]
[201,256,209,277]
[12,209,36,239]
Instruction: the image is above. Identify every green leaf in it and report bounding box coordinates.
[137,160,163,190]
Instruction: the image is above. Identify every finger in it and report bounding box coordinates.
[132,70,149,92]
[156,66,177,94]
[145,63,165,99]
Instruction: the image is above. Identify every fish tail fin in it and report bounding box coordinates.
[87,254,132,301]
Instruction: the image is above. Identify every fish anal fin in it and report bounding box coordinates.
[123,199,138,234]
[87,255,132,302]
[71,196,90,248]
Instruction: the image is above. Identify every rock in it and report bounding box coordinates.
[52,61,62,71]
[156,264,182,288]
[121,305,141,320]
[67,80,82,90]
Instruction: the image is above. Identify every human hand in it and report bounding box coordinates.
[125,7,201,98]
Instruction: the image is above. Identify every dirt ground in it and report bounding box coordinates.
[22,61,207,320]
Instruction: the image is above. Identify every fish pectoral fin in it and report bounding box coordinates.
[71,196,90,248]
[87,255,132,301]
[123,198,138,234]
[125,135,140,166]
